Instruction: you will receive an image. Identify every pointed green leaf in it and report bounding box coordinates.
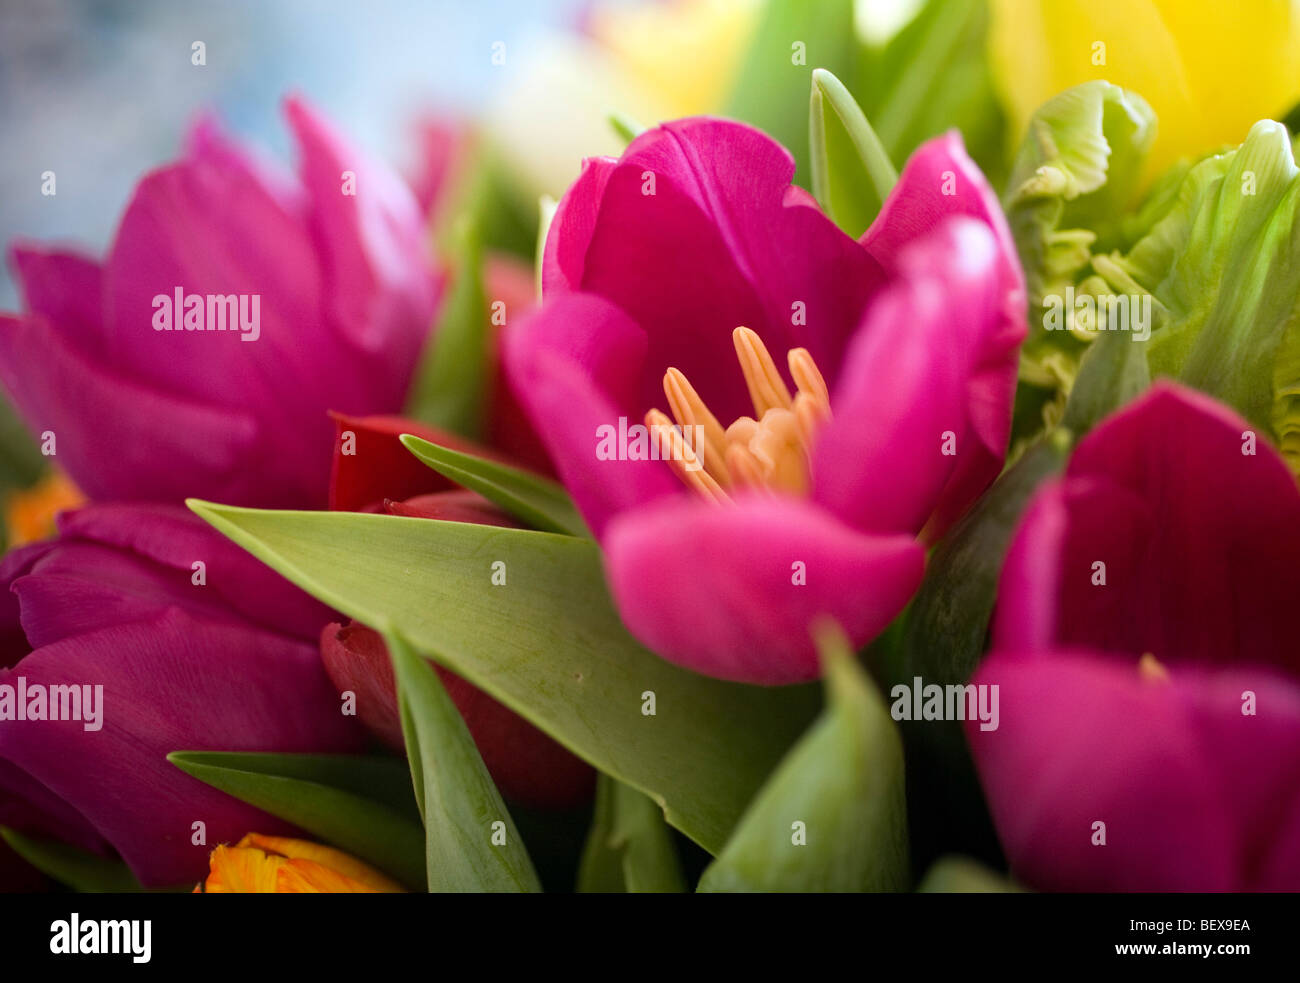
[809,68,897,235]
[167,751,425,890]
[0,827,158,893]
[724,0,858,187]
[699,622,908,893]
[607,112,646,147]
[186,500,819,855]
[399,433,590,537]
[917,855,1023,893]
[578,775,685,893]
[535,193,558,301]
[383,629,540,892]
[855,0,1007,183]
[407,216,488,439]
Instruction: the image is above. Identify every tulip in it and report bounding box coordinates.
[0,503,363,887]
[989,0,1300,181]
[197,833,404,893]
[507,119,1026,683]
[0,96,438,509]
[967,383,1300,891]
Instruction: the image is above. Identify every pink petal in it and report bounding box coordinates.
[996,383,1300,674]
[0,313,266,504]
[505,294,681,539]
[862,132,1027,535]
[604,495,923,684]
[812,218,1001,535]
[0,610,363,886]
[968,650,1300,891]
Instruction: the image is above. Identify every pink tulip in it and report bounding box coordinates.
[0,96,438,508]
[968,384,1300,891]
[0,503,363,886]
[507,119,1026,683]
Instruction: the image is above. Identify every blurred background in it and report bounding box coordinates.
[0,0,595,308]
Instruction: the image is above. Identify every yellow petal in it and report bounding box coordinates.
[587,0,761,118]
[237,834,406,892]
[990,0,1300,181]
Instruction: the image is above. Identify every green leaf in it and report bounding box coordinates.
[723,0,858,187]
[0,827,155,893]
[699,622,908,892]
[0,393,44,495]
[406,215,488,439]
[399,434,590,537]
[186,501,819,855]
[167,751,425,890]
[578,775,685,893]
[917,855,1023,893]
[809,68,897,235]
[891,431,1072,869]
[1092,120,1300,475]
[1004,81,1155,311]
[607,112,646,147]
[1060,322,1152,435]
[383,629,540,892]
[855,0,1007,183]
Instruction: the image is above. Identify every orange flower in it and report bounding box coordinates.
[196,834,406,893]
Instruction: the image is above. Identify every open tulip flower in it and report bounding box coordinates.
[967,383,1300,891]
[507,119,1026,684]
[0,96,438,509]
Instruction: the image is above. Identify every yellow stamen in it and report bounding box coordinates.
[733,326,793,416]
[1138,652,1170,682]
[663,367,730,484]
[649,329,833,501]
[645,409,731,503]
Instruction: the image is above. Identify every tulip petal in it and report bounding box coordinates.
[542,156,617,294]
[862,132,1027,534]
[505,294,681,538]
[8,246,105,355]
[0,609,363,886]
[604,495,924,684]
[968,649,1300,891]
[813,218,1001,535]
[286,95,437,361]
[997,383,1300,673]
[0,314,265,504]
[558,118,884,422]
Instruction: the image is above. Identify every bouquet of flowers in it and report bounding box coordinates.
[1,0,1298,901]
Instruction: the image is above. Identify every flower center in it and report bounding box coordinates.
[645,327,831,503]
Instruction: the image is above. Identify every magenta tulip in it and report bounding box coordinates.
[0,503,363,886]
[0,96,438,508]
[967,383,1300,891]
[507,119,1026,683]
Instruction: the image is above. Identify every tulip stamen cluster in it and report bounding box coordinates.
[646,326,831,502]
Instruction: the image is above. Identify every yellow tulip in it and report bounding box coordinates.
[196,834,406,893]
[990,0,1300,179]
